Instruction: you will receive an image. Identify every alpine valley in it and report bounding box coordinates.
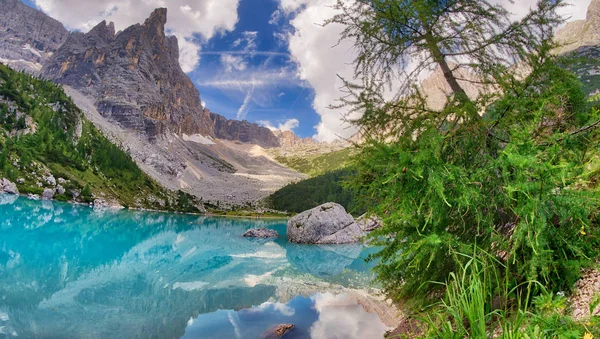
[2,0,600,214]
[0,0,355,212]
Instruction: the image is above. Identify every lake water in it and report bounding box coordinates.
[0,195,387,339]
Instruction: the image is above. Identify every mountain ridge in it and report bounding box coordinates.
[41,8,280,148]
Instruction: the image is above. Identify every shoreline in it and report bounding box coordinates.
[2,191,291,219]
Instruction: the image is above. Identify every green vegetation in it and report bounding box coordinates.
[0,63,203,213]
[416,249,600,339]
[330,0,600,336]
[274,148,354,177]
[268,168,365,216]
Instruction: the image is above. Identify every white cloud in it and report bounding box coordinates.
[33,0,241,73]
[284,0,357,142]
[258,118,299,132]
[220,54,248,72]
[279,0,591,142]
[237,84,255,120]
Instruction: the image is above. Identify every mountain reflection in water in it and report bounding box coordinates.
[0,196,383,338]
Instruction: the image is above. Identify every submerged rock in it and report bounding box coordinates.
[287,203,365,244]
[0,178,19,195]
[243,228,278,238]
[260,324,294,339]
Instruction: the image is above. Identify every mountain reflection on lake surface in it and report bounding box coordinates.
[0,196,386,339]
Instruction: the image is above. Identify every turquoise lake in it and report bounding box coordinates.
[0,195,387,339]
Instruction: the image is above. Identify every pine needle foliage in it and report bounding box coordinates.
[332,0,600,306]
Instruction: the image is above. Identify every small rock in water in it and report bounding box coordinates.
[260,324,294,339]
[28,193,40,200]
[243,228,278,238]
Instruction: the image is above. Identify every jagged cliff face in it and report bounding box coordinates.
[42,8,279,147]
[42,9,209,139]
[273,130,317,149]
[555,0,600,54]
[0,0,68,73]
[554,0,600,96]
[206,109,280,147]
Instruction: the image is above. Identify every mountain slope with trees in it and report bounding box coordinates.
[0,63,203,212]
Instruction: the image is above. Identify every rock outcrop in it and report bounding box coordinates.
[273,130,317,149]
[41,8,279,148]
[208,110,279,147]
[242,228,279,238]
[0,178,18,194]
[42,188,54,200]
[555,0,600,55]
[287,203,366,244]
[0,0,68,73]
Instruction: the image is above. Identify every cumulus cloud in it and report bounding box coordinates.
[33,0,241,73]
[258,118,300,132]
[284,0,357,142]
[279,0,591,142]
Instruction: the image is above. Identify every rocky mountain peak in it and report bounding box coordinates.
[41,7,279,148]
[88,20,115,44]
[144,8,168,29]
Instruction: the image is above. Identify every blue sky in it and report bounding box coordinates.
[22,0,593,141]
[187,0,319,137]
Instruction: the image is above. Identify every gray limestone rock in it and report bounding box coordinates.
[287,203,365,244]
[0,178,19,195]
[42,188,55,200]
[243,228,278,238]
[0,0,68,73]
[56,185,65,195]
[44,175,56,186]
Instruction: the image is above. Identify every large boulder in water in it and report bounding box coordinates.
[287,203,365,244]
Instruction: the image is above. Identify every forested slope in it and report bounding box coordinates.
[0,63,202,212]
